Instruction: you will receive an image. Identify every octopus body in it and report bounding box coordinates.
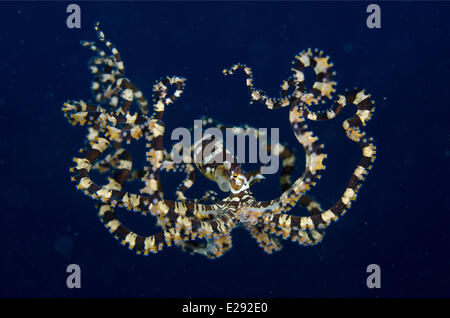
[62,22,376,258]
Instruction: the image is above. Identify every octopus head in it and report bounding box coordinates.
[228,164,248,193]
[214,162,264,194]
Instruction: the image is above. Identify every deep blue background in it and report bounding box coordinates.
[0,1,448,297]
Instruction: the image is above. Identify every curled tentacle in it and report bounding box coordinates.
[64,22,376,258]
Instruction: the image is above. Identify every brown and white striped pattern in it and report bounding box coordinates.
[63,22,377,257]
[223,48,336,110]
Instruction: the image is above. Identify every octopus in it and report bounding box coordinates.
[62,22,376,258]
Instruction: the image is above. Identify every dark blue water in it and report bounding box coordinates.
[0,1,448,297]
